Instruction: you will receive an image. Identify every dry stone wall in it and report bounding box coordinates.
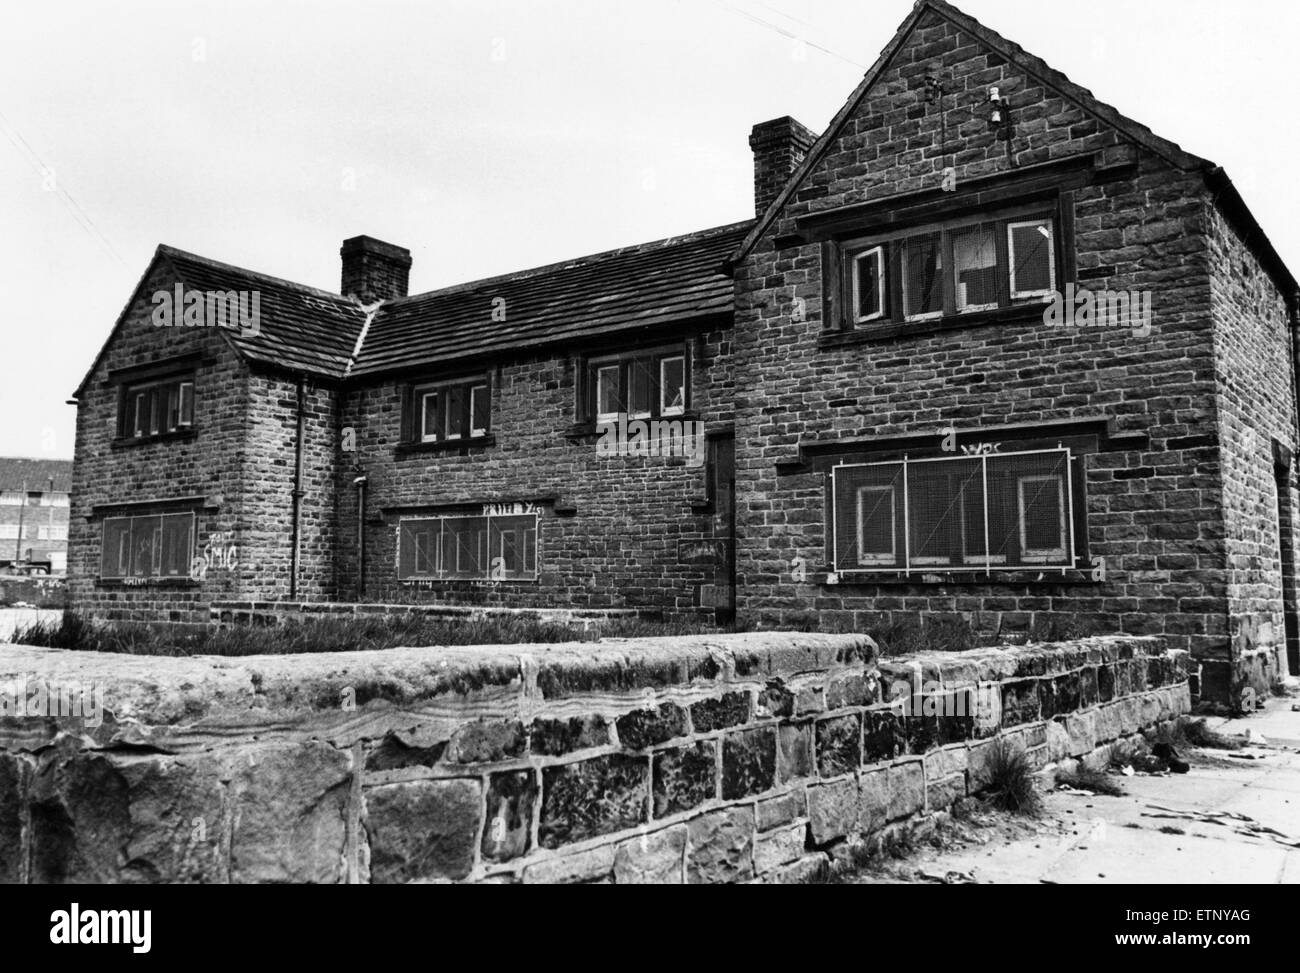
[0,631,1189,884]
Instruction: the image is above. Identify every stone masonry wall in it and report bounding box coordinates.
[732,7,1233,676]
[68,259,254,627]
[333,326,734,615]
[0,631,1189,884]
[1205,203,1298,700]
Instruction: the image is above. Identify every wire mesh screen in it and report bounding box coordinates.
[398,513,540,581]
[832,448,1074,574]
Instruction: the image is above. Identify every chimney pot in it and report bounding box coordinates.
[749,116,816,218]
[340,236,412,304]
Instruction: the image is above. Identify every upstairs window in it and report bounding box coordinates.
[410,377,491,444]
[830,448,1080,575]
[584,346,688,423]
[841,207,1058,329]
[99,512,195,580]
[118,375,194,441]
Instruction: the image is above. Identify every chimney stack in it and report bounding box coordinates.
[749,117,816,218]
[340,236,412,305]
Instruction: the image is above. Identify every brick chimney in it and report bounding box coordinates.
[340,236,412,304]
[749,117,816,218]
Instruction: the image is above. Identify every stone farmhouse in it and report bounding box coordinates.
[68,0,1299,705]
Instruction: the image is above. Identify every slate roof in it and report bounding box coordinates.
[160,247,369,379]
[78,219,751,393]
[351,220,751,377]
[0,458,72,493]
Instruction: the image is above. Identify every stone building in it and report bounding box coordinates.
[68,0,1298,704]
[0,458,71,574]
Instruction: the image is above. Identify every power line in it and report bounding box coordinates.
[708,0,870,70]
[0,106,126,266]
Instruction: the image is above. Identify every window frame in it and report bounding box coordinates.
[119,374,195,442]
[410,375,492,445]
[584,344,690,425]
[838,203,1059,332]
[98,510,196,581]
[397,511,540,583]
[854,483,897,567]
[1006,218,1058,300]
[1016,473,1069,562]
[829,447,1080,576]
[850,245,886,324]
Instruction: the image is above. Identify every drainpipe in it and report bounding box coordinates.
[14,479,25,566]
[289,375,307,599]
[353,475,368,599]
[1290,291,1300,458]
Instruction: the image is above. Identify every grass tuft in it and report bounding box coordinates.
[984,739,1042,816]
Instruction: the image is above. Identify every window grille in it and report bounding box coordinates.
[398,512,538,582]
[830,448,1076,575]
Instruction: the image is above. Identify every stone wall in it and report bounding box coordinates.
[0,631,1189,884]
[332,325,735,615]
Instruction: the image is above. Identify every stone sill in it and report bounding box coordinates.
[395,435,495,457]
[109,429,199,449]
[824,567,1097,586]
[818,303,1045,348]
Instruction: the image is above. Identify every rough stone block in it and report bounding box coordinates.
[539,755,647,849]
[530,715,609,756]
[756,789,805,831]
[754,821,808,875]
[974,683,1002,736]
[614,825,686,884]
[483,769,537,863]
[777,721,814,783]
[826,672,870,709]
[1119,696,1142,734]
[937,690,975,743]
[863,709,903,764]
[616,703,687,750]
[686,806,753,884]
[1045,719,1071,762]
[1098,664,1116,702]
[924,744,968,780]
[858,766,888,834]
[690,692,751,732]
[1001,680,1040,726]
[756,680,794,718]
[723,727,777,799]
[904,709,940,754]
[367,778,482,883]
[885,762,925,822]
[450,719,526,763]
[0,754,29,883]
[228,743,351,884]
[808,777,858,844]
[522,844,616,884]
[815,714,861,777]
[926,773,965,810]
[1080,667,1099,707]
[652,741,716,817]
[1094,703,1121,743]
[1065,711,1097,757]
[795,683,828,716]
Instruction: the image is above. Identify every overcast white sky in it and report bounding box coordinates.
[2,0,1296,460]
